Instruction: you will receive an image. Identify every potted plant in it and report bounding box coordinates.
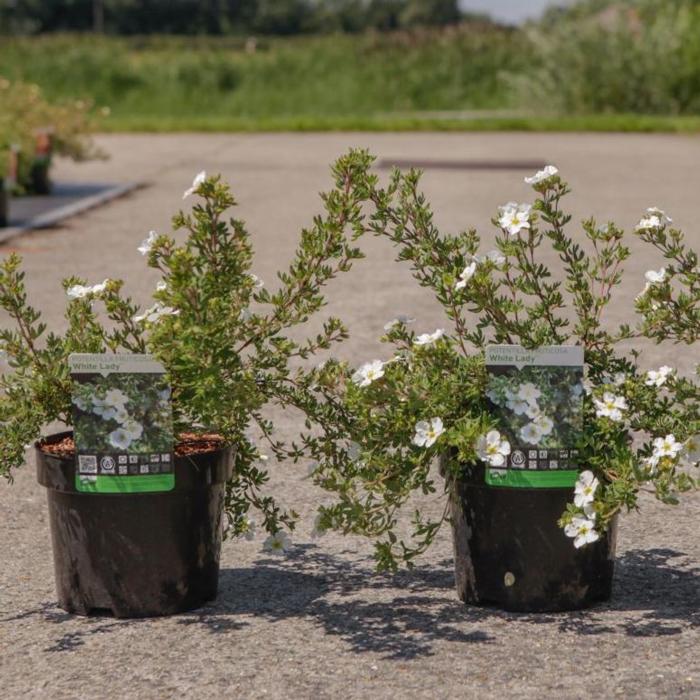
[0,143,22,227]
[0,150,9,227]
[0,151,372,617]
[28,129,53,195]
[303,158,699,612]
[0,77,107,196]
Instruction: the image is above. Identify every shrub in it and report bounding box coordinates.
[0,151,373,543]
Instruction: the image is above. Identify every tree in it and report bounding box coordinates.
[399,0,461,27]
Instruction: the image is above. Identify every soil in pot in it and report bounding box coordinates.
[448,460,617,613]
[36,431,234,618]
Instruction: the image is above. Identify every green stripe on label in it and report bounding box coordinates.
[485,469,578,489]
[75,473,175,493]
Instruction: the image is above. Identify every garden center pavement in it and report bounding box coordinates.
[1,133,699,699]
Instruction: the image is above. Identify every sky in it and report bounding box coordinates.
[458,0,567,24]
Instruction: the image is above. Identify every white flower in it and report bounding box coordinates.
[72,395,90,411]
[642,454,659,475]
[525,402,541,419]
[111,405,130,424]
[384,315,416,331]
[564,516,600,549]
[498,203,531,236]
[486,387,500,404]
[104,388,129,408]
[243,518,257,541]
[652,434,683,460]
[138,230,159,256]
[519,422,543,445]
[122,419,143,441]
[594,392,628,422]
[248,273,264,289]
[636,208,672,232]
[645,366,674,387]
[645,268,666,284]
[574,470,599,508]
[479,249,506,266]
[108,428,134,451]
[66,284,89,299]
[683,434,700,464]
[524,165,558,185]
[183,170,206,199]
[91,396,112,417]
[506,398,530,416]
[533,414,554,436]
[262,531,292,554]
[414,329,444,346]
[66,279,109,299]
[646,207,672,225]
[99,405,122,421]
[412,418,445,448]
[352,360,385,388]
[455,262,477,290]
[475,429,511,467]
[156,280,167,292]
[517,382,541,404]
[636,215,663,232]
[90,280,109,294]
[134,302,180,324]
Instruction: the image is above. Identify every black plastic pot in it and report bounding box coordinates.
[446,457,617,613]
[36,431,234,618]
[0,178,8,227]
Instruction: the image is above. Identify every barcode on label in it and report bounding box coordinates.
[78,455,98,474]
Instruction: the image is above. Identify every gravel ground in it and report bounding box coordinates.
[1,133,699,699]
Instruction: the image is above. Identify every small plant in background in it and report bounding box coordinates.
[299,154,699,571]
[0,77,106,187]
[513,0,700,116]
[0,150,374,547]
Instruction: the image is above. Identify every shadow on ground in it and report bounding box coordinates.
[4,547,698,658]
[191,546,700,657]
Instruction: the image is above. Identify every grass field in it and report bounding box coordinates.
[3,4,700,134]
[0,30,522,129]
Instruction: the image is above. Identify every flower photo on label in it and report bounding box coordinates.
[72,372,174,457]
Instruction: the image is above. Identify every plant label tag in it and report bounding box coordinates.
[69,353,175,494]
[484,345,584,488]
